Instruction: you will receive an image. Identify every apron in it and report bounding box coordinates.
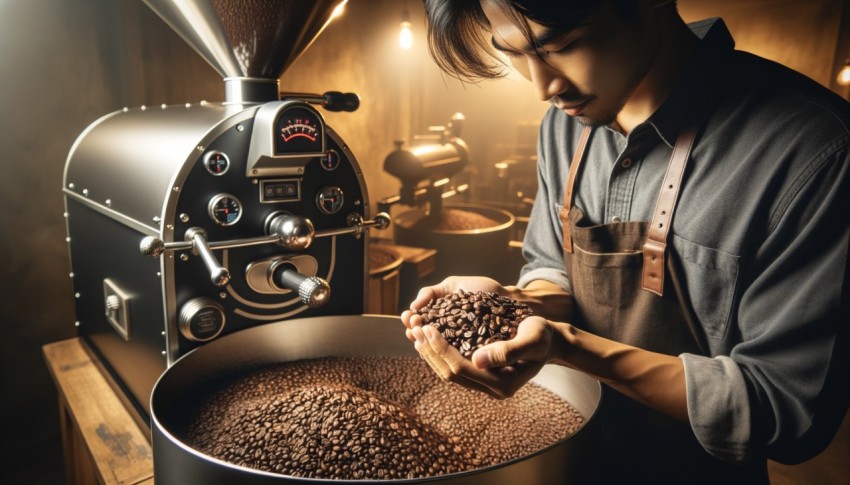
[561,126,767,483]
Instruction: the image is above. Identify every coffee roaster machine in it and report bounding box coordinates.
[63,0,389,423]
[62,0,601,483]
[379,116,517,285]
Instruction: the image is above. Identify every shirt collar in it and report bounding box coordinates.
[645,18,736,148]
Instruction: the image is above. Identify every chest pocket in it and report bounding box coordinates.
[670,235,740,339]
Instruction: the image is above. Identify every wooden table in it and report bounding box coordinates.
[43,338,154,485]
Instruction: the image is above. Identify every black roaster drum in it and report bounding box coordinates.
[151,315,601,484]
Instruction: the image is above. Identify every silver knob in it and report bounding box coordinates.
[265,213,315,250]
[105,295,121,312]
[140,236,165,257]
[179,298,226,342]
[271,264,330,308]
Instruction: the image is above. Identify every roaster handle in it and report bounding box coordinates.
[185,228,231,287]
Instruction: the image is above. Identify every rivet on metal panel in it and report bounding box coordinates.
[75,293,80,298]
[69,272,74,278]
[237,125,245,132]
[219,292,227,299]
[161,331,166,337]
[141,105,147,111]
[75,321,80,327]
[253,169,259,175]
[162,351,167,356]
[68,183,75,189]
[166,224,174,230]
[200,100,208,106]
[63,212,68,218]
[65,237,71,242]
[180,254,189,262]
[185,103,191,108]
[197,145,204,151]
[172,186,180,192]
[252,179,258,185]
[355,200,361,206]
[82,189,89,196]
[105,199,112,207]
[161,104,167,109]
[153,216,162,224]
[179,213,190,223]
[122,107,128,112]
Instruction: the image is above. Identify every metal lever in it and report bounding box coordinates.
[138,212,390,291]
[141,228,231,287]
[280,91,360,112]
[271,263,330,308]
[185,228,231,287]
[265,212,391,250]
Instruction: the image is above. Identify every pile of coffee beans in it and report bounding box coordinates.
[185,356,584,480]
[413,208,501,231]
[416,290,533,358]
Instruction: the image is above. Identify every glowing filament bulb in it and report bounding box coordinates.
[399,21,413,49]
[838,62,850,86]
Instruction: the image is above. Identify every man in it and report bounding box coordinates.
[401,0,850,483]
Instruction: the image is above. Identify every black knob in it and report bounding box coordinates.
[323,91,360,112]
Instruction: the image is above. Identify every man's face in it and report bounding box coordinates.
[481,0,660,126]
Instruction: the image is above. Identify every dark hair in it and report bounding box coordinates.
[423,0,640,82]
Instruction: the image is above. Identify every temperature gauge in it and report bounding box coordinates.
[208,194,242,226]
[316,186,344,214]
[203,150,230,175]
[275,105,324,154]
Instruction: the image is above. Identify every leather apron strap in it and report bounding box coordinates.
[561,126,698,296]
[561,126,592,254]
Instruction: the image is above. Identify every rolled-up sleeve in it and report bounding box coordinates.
[682,143,850,464]
[518,108,574,292]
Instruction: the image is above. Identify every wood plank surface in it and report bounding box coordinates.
[43,338,154,485]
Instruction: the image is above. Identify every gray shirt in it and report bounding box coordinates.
[518,18,850,464]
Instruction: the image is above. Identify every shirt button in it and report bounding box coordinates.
[621,158,632,168]
[611,216,622,223]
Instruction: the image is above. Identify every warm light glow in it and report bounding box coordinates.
[838,61,850,86]
[330,1,346,20]
[399,21,413,49]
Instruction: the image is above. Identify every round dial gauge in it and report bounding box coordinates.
[320,150,340,171]
[203,150,230,175]
[275,106,323,154]
[316,186,344,214]
[208,194,242,226]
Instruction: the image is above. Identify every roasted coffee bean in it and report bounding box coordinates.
[185,356,583,480]
[417,290,532,358]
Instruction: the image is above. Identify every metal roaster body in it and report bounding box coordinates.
[62,0,386,421]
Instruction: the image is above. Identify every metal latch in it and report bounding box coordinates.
[103,278,130,340]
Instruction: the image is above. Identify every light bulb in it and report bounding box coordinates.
[399,21,413,49]
[837,61,850,86]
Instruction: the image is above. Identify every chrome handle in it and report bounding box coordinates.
[184,228,231,287]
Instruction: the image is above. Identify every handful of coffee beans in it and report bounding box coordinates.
[416,290,533,358]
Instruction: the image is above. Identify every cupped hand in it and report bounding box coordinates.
[409,315,556,399]
[400,276,505,342]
